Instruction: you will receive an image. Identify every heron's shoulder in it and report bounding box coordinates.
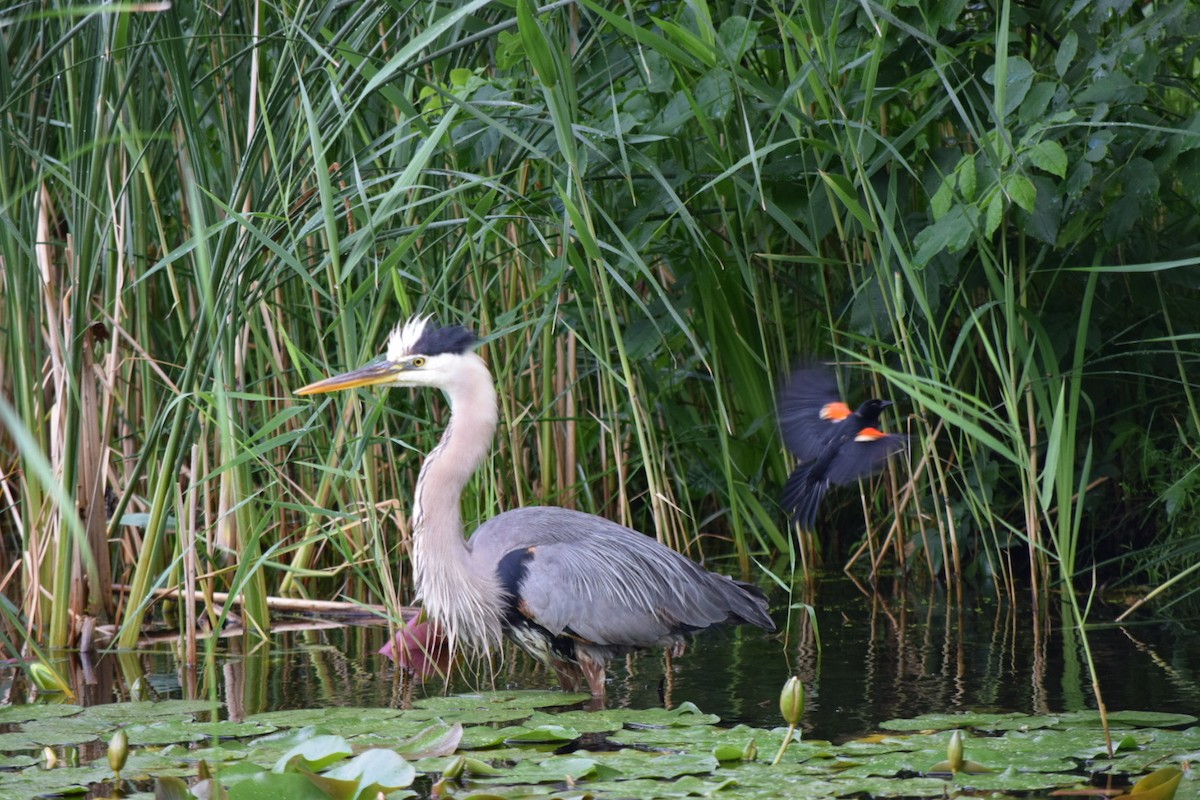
[468,506,646,552]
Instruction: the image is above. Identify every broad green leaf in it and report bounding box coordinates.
[0,704,83,725]
[985,56,1034,116]
[931,178,954,219]
[1115,766,1184,800]
[273,734,353,772]
[473,754,598,785]
[1004,174,1037,213]
[321,748,417,796]
[392,723,463,759]
[913,206,975,267]
[959,154,977,201]
[985,191,1004,237]
[1026,140,1068,178]
[411,690,589,712]
[226,768,341,800]
[501,724,580,744]
[1055,30,1078,77]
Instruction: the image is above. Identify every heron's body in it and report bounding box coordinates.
[298,318,773,698]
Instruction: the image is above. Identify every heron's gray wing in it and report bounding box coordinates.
[471,507,772,648]
[779,364,849,460]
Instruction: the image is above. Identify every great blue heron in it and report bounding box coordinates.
[297,317,774,699]
[779,364,906,529]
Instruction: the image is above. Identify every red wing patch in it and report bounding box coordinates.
[854,427,887,442]
[820,401,852,421]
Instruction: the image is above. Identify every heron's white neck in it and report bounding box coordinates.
[411,352,504,654]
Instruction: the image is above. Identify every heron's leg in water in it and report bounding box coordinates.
[551,659,583,693]
[578,652,607,700]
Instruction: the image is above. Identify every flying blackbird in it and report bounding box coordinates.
[779,363,906,530]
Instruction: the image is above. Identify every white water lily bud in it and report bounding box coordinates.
[946,729,964,774]
[108,729,129,777]
[779,676,805,727]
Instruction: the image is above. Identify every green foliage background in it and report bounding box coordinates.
[2,0,1200,649]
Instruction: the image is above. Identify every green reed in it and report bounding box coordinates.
[1,0,1198,666]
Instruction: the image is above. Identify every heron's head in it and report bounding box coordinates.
[854,398,893,422]
[296,316,479,396]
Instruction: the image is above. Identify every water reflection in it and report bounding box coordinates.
[55,579,1200,740]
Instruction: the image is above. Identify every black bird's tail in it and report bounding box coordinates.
[783,462,829,531]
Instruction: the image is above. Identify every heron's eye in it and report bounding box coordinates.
[411,357,426,368]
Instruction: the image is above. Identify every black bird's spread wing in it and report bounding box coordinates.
[778,365,853,460]
[778,361,907,530]
[824,428,908,485]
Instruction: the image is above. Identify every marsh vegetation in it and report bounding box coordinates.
[2,0,1199,731]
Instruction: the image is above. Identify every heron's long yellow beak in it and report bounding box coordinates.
[296,358,405,396]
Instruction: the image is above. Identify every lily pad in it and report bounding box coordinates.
[611,721,810,756]
[604,702,722,728]
[411,689,590,712]
[124,720,211,746]
[219,763,346,800]
[186,720,278,739]
[321,748,417,792]
[472,753,600,785]
[156,741,252,764]
[414,704,539,726]
[0,732,45,751]
[0,703,83,724]
[83,699,223,721]
[3,693,1193,800]
[951,766,1117,793]
[589,749,721,780]
[502,724,581,743]
[570,774,739,798]
[393,722,464,758]
[1115,765,1185,800]
[1054,711,1198,729]
[273,733,354,771]
[350,722,468,755]
[524,709,625,735]
[459,723,580,749]
[246,707,405,728]
[879,711,1042,732]
[0,767,114,799]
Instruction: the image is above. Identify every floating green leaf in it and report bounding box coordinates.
[473,753,599,785]
[391,722,463,758]
[609,702,720,728]
[273,733,354,772]
[0,704,83,724]
[411,690,589,712]
[523,710,624,735]
[1114,766,1184,800]
[84,700,223,721]
[1065,711,1198,728]
[321,748,417,796]
[246,707,405,728]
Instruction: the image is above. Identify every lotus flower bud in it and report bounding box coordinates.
[946,729,964,774]
[779,676,805,727]
[108,729,129,777]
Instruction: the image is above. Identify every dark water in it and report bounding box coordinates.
[109,579,1200,739]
